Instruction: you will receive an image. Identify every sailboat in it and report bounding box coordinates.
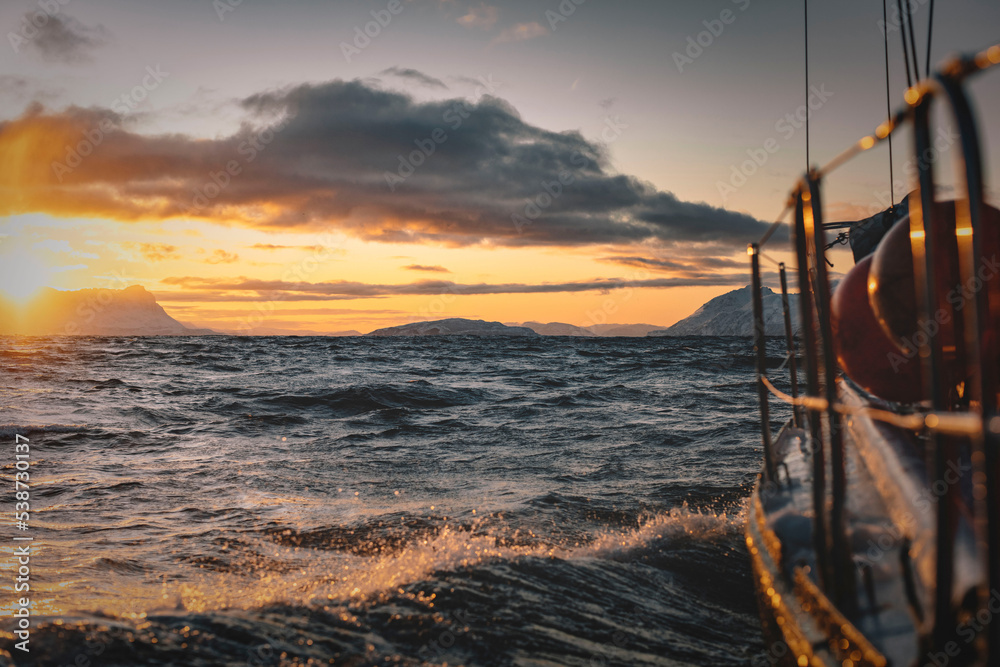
[744,1,1000,664]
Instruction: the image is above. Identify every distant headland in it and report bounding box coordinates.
[0,285,793,337]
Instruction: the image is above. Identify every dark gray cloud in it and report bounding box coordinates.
[155,273,761,302]
[0,76,62,104]
[602,255,747,272]
[379,67,448,89]
[12,78,770,248]
[25,14,110,63]
[0,76,32,95]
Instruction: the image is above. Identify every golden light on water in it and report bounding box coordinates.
[22,506,739,622]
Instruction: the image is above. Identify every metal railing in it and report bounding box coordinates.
[748,43,1000,663]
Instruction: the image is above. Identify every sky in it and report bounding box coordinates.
[1,0,998,333]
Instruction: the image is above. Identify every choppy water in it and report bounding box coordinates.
[0,335,791,666]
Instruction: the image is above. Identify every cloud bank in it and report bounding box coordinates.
[0,77,769,249]
[154,273,768,302]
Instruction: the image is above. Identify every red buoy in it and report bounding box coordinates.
[865,199,1000,402]
[832,255,924,403]
[869,201,958,355]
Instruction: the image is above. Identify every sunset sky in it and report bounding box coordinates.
[1,0,999,333]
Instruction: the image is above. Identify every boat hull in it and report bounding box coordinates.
[744,415,900,667]
[746,477,829,667]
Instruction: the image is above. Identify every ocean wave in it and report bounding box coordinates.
[580,504,745,561]
[7,335,772,666]
[0,423,88,437]
[264,382,490,414]
[182,506,747,609]
[25,507,760,666]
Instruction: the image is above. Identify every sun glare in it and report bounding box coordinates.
[0,258,53,303]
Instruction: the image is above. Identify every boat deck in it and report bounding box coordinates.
[747,382,934,667]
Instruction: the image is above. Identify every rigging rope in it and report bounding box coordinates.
[759,377,984,438]
[804,0,810,171]
[896,0,914,88]
[925,0,935,78]
[758,251,783,269]
[882,0,895,207]
[904,0,921,84]
[903,0,920,81]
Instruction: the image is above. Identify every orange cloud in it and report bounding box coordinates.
[457,4,498,29]
[206,249,239,264]
[249,243,326,251]
[402,264,450,273]
[491,21,547,45]
[127,242,180,262]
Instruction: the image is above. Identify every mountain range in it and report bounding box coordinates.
[368,318,538,337]
[0,285,799,337]
[648,285,800,336]
[0,286,215,336]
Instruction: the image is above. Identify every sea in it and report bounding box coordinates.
[0,334,793,666]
